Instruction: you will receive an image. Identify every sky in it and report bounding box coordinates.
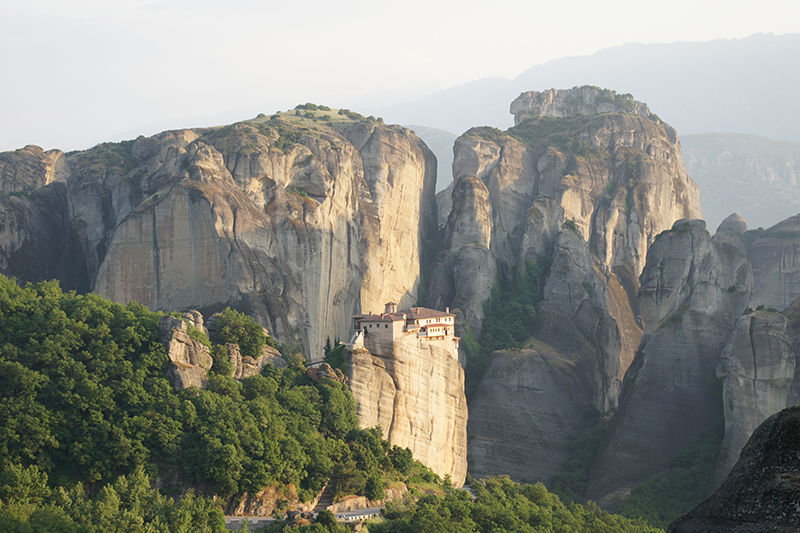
[1,0,799,152]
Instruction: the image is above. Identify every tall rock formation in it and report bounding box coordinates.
[0,144,67,193]
[715,307,798,482]
[747,214,800,310]
[467,343,594,484]
[581,212,800,513]
[0,109,437,357]
[669,406,800,533]
[586,218,752,506]
[346,306,468,485]
[159,314,214,389]
[429,86,701,483]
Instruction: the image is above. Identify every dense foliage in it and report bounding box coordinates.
[0,464,224,532]
[210,307,269,359]
[323,342,348,373]
[0,275,432,507]
[462,259,546,396]
[369,476,661,533]
[256,477,662,533]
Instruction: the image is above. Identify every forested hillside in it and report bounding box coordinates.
[0,274,665,532]
[0,275,436,530]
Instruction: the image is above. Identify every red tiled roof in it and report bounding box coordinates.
[354,306,454,323]
[354,312,404,322]
[405,307,455,320]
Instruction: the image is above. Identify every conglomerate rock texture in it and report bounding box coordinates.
[0,112,437,358]
[429,86,701,484]
[668,406,800,533]
[346,334,468,486]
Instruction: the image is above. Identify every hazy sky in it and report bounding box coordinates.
[2,0,798,151]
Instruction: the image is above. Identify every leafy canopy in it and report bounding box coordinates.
[0,275,431,504]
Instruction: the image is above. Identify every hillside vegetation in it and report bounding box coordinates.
[368,476,661,533]
[0,274,666,531]
[0,274,436,528]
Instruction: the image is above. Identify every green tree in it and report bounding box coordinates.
[210,308,267,360]
[330,461,366,498]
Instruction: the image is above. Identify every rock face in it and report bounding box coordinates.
[227,342,285,380]
[581,212,800,509]
[159,314,213,389]
[715,308,798,483]
[428,87,701,484]
[747,214,800,310]
[346,335,468,486]
[159,310,287,387]
[0,111,437,358]
[307,362,346,383]
[668,406,800,533]
[0,145,67,193]
[0,109,472,498]
[467,345,593,483]
[510,86,656,123]
[586,219,752,506]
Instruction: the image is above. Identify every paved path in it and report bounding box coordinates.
[225,507,383,529]
[225,516,276,530]
[334,507,382,522]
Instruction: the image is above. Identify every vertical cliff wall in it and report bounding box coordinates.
[715,308,798,483]
[346,334,468,486]
[0,110,437,358]
[747,214,800,310]
[586,218,752,506]
[430,87,701,484]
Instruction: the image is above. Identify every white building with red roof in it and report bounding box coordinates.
[351,302,459,355]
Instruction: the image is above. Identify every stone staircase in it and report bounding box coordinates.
[312,484,334,514]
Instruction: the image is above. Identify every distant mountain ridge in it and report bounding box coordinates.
[378,33,800,142]
[681,132,800,229]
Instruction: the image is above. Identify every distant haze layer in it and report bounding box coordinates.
[379,34,800,143]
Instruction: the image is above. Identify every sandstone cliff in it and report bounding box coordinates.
[0,109,437,358]
[509,86,656,122]
[586,218,752,506]
[0,144,67,193]
[581,212,800,512]
[346,335,468,486]
[429,86,701,484]
[467,344,593,483]
[747,214,800,310]
[160,314,214,389]
[669,406,800,533]
[715,307,798,483]
[159,309,285,388]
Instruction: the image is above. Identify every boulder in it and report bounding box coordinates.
[669,406,800,533]
[159,315,213,389]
